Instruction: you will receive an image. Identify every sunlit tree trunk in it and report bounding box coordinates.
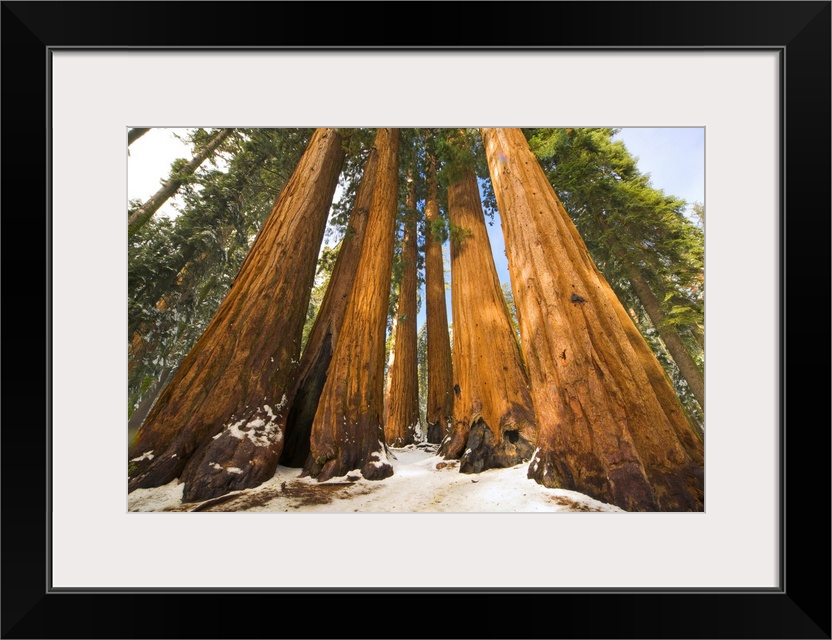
[128,128,345,501]
[382,307,398,422]
[482,127,704,512]
[589,207,705,417]
[303,128,400,482]
[384,172,420,447]
[440,165,537,472]
[278,144,379,467]
[423,144,454,444]
[128,128,233,236]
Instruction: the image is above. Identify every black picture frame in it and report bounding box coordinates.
[2,2,829,638]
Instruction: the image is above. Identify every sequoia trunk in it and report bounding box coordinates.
[440,165,537,472]
[278,144,379,467]
[128,128,344,501]
[423,146,454,444]
[303,128,400,482]
[384,174,420,447]
[482,127,704,512]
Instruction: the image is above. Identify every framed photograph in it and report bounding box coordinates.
[3,2,828,638]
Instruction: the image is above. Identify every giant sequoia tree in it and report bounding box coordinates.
[128,126,705,512]
[302,128,400,482]
[439,138,537,472]
[423,139,454,444]
[384,169,421,447]
[279,139,379,467]
[526,128,704,422]
[127,129,313,437]
[482,127,703,512]
[128,128,345,501]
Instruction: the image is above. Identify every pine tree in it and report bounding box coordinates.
[128,128,234,236]
[128,128,345,501]
[482,127,703,511]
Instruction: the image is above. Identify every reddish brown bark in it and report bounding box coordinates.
[303,128,400,482]
[384,174,420,447]
[127,128,345,501]
[592,207,705,417]
[440,165,537,472]
[423,146,454,444]
[482,127,704,512]
[278,144,379,467]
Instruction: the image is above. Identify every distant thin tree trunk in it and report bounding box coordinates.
[128,128,344,502]
[303,128,400,482]
[384,172,420,447]
[625,266,705,415]
[589,208,705,417]
[382,306,398,423]
[278,144,379,468]
[128,128,151,146]
[691,324,705,350]
[128,366,172,436]
[423,144,453,444]
[482,127,703,512]
[440,164,537,472]
[128,128,233,236]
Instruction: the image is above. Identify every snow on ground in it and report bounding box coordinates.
[128,443,625,513]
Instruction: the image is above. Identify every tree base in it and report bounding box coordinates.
[128,447,186,493]
[457,420,535,473]
[303,446,394,483]
[528,448,704,512]
[426,421,445,444]
[179,436,280,503]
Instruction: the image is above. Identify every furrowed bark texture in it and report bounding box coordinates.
[127,128,344,501]
[592,208,705,420]
[482,127,704,512]
[303,128,400,482]
[424,148,454,444]
[440,167,537,472]
[128,128,233,236]
[384,176,420,447]
[279,146,379,467]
